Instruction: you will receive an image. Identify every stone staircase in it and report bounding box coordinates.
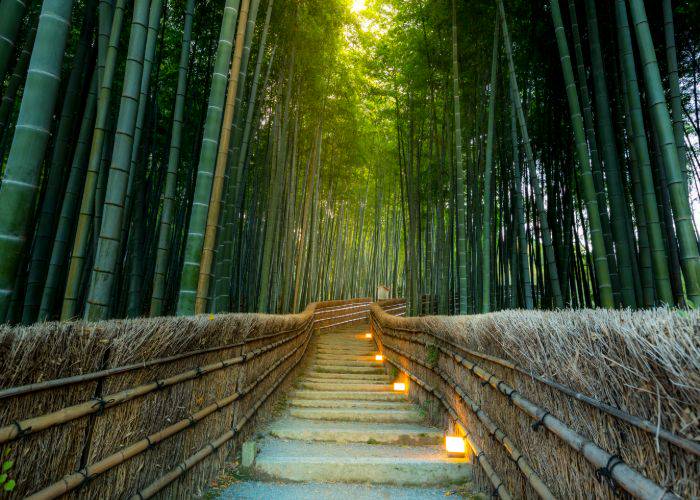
[221,322,472,497]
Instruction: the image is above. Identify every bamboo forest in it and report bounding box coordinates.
[2,1,700,498]
[0,0,699,324]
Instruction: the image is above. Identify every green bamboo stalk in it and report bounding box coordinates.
[38,70,98,321]
[628,0,700,306]
[62,0,126,320]
[0,0,32,88]
[0,10,35,153]
[83,0,151,321]
[547,0,614,307]
[213,0,262,311]
[583,0,636,308]
[511,76,532,309]
[451,0,468,314]
[195,0,251,314]
[176,0,241,316]
[150,0,195,316]
[662,0,687,191]
[0,0,75,322]
[122,0,162,250]
[481,22,499,313]
[21,2,97,324]
[615,0,673,306]
[567,0,619,300]
[497,0,565,309]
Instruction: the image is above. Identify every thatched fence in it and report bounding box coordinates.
[371,300,699,499]
[0,298,371,499]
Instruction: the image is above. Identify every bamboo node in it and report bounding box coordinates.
[90,397,112,415]
[594,454,624,496]
[532,411,550,432]
[492,481,503,498]
[12,420,31,438]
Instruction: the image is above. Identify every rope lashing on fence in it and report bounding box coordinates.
[25,326,311,499]
[370,321,512,500]
[371,312,680,500]
[421,326,700,457]
[0,326,308,444]
[0,315,314,401]
[372,318,552,499]
[129,320,315,499]
[381,318,700,457]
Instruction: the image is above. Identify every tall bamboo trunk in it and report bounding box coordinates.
[83,0,152,321]
[628,0,700,306]
[176,0,241,315]
[150,0,195,316]
[61,0,126,320]
[481,23,499,313]
[547,0,613,307]
[0,0,75,321]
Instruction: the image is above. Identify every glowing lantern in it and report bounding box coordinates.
[445,436,466,457]
[365,333,372,338]
[393,382,406,392]
[375,354,383,361]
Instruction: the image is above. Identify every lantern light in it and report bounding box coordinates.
[365,333,372,339]
[393,382,406,392]
[445,435,466,457]
[375,354,383,361]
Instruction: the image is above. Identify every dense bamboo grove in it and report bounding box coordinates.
[0,0,698,323]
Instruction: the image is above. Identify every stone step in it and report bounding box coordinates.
[289,407,423,423]
[289,398,414,410]
[267,418,444,445]
[297,380,392,392]
[314,354,378,362]
[216,481,455,499]
[290,389,407,402]
[304,371,388,381]
[316,349,377,363]
[254,439,471,486]
[311,364,384,374]
[301,377,389,386]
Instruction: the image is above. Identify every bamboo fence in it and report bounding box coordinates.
[371,301,697,499]
[0,298,371,498]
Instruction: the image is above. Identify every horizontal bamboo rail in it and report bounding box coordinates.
[0,298,367,498]
[0,316,313,400]
[371,305,680,500]
[386,320,699,457]
[0,327,306,444]
[372,317,550,499]
[27,325,311,499]
[130,323,314,499]
[371,324,511,500]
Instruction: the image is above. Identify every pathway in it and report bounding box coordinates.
[219,322,472,498]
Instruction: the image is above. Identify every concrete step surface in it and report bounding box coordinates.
[266,417,443,445]
[217,481,457,499]
[289,406,423,423]
[288,398,414,410]
[297,380,393,392]
[289,389,408,401]
[219,323,473,498]
[254,439,471,486]
[303,371,389,381]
